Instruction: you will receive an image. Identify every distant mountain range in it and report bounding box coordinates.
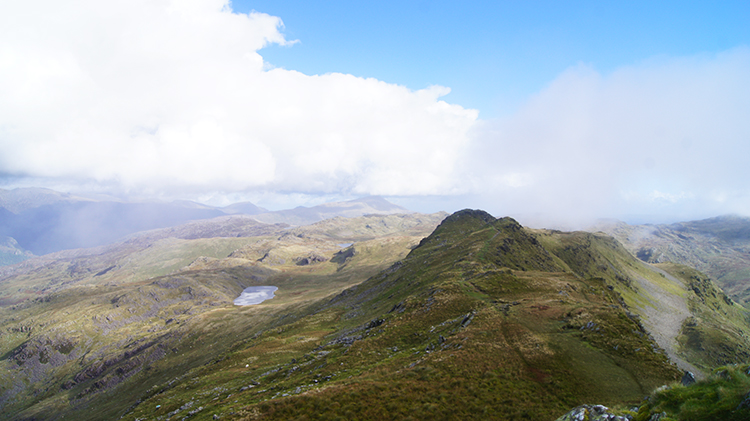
[250,195,408,225]
[0,187,408,258]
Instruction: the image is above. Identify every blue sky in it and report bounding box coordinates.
[233,1,750,117]
[0,0,749,226]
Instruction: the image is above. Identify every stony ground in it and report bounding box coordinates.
[633,265,702,378]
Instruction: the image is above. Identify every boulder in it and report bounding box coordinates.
[681,371,696,386]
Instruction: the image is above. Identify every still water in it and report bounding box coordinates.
[234,286,278,306]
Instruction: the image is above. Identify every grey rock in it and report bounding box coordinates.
[460,313,474,328]
[555,404,633,421]
[681,371,696,386]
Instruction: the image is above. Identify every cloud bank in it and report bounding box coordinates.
[0,0,477,197]
[1,0,749,223]
[469,49,750,224]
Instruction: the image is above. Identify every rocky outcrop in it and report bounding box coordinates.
[555,405,633,421]
[295,253,328,266]
[330,246,356,264]
[681,370,696,386]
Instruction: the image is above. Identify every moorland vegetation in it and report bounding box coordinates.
[0,209,748,420]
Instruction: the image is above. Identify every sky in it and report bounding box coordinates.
[1,0,749,227]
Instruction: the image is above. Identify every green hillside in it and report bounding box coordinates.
[0,213,444,420]
[1,210,747,420]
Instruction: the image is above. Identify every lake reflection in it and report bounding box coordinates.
[234,286,278,306]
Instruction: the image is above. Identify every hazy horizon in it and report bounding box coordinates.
[1,185,742,233]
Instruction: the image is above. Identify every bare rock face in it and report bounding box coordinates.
[295,254,328,266]
[555,405,633,421]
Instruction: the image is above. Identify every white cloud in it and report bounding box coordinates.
[0,0,478,197]
[2,0,749,224]
[469,48,750,223]
[648,190,695,203]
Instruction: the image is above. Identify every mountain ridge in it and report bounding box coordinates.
[114,211,747,419]
[249,196,410,226]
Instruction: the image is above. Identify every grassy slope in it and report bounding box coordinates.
[120,211,685,421]
[537,228,750,377]
[656,263,750,372]
[0,213,444,420]
[3,210,747,420]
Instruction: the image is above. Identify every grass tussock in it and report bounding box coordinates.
[633,364,750,421]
